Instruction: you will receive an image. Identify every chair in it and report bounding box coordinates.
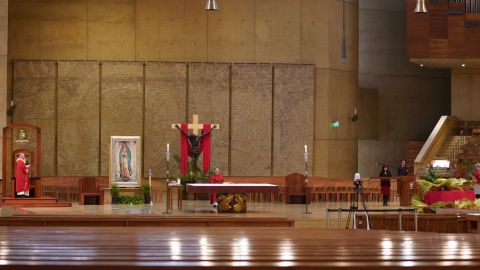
[285,173,307,204]
[79,177,104,205]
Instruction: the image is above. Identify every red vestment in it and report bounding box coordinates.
[473,168,480,185]
[209,173,224,204]
[15,158,29,195]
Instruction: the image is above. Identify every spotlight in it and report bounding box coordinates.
[414,0,427,13]
[205,0,218,11]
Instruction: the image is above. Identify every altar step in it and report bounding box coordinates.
[0,215,294,227]
[1,197,72,207]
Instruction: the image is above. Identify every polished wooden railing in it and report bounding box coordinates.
[2,227,480,269]
[414,115,458,175]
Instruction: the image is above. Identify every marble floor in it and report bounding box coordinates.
[0,199,404,228]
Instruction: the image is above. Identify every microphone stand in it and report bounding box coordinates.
[163,149,172,214]
[303,151,312,214]
[148,168,153,206]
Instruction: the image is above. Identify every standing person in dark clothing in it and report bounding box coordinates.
[379,165,392,206]
[397,159,409,176]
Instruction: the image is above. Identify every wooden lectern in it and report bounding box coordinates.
[2,124,42,198]
[398,176,416,207]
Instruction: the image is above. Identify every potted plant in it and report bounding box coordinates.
[111,183,120,204]
[140,183,151,204]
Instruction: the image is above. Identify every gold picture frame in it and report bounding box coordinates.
[110,136,141,187]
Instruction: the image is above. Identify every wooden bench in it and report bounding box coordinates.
[0,227,479,269]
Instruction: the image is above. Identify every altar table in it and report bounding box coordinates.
[186,183,279,213]
[424,190,475,205]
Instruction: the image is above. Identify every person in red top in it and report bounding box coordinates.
[379,165,392,206]
[209,168,224,207]
[472,164,480,199]
[15,152,30,197]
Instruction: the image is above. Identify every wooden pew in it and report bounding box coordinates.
[0,227,479,269]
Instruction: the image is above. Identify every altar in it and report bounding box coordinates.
[187,183,279,213]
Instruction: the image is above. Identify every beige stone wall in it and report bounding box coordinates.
[12,61,314,177]
[273,65,314,176]
[188,63,230,173]
[57,61,99,176]
[0,0,7,178]
[231,64,272,176]
[13,61,56,176]
[7,0,359,178]
[144,62,186,178]
[100,62,144,176]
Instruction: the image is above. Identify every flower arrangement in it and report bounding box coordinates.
[411,195,480,213]
[410,166,478,213]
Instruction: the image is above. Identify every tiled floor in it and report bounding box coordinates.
[0,199,404,228]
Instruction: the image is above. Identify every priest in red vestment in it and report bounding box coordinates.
[15,152,30,197]
[209,168,224,206]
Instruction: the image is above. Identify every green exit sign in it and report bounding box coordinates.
[331,120,340,128]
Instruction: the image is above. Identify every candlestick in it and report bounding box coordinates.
[148,168,153,205]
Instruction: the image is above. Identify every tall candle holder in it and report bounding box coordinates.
[303,145,312,214]
[163,146,172,214]
[148,168,153,205]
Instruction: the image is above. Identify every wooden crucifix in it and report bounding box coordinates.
[171,114,219,173]
[171,114,220,135]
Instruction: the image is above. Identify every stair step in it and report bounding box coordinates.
[3,202,72,207]
[1,197,71,207]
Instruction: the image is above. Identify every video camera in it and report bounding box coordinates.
[353,173,362,187]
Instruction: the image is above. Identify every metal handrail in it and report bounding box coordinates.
[449,0,480,14]
[326,208,418,232]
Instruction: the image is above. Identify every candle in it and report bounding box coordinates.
[10,100,13,107]
[304,144,308,153]
[167,143,170,152]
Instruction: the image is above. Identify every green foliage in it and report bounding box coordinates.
[110,183,120,199]
[177,160,212,185]
[118,194,144,205]
[415,178,475,195]
[412,176,478,213]
[420,167,439,182]
[410,195,429,213]
[139,183,151,195]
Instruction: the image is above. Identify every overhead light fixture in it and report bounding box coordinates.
[461,63,466,67]
[414,0,428,13]
[340,0,347,63]
[205,0,218,11]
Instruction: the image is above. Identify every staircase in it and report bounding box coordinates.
[435,135,469,161]
[1,197,72,207]
[416,135,469,177]
[457,135,480,162]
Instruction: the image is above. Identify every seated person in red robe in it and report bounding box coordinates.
[209,168,224,207]
[472,164,480,199]
[15,152,30,197]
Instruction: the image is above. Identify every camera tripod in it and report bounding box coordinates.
[345,181,371,230]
